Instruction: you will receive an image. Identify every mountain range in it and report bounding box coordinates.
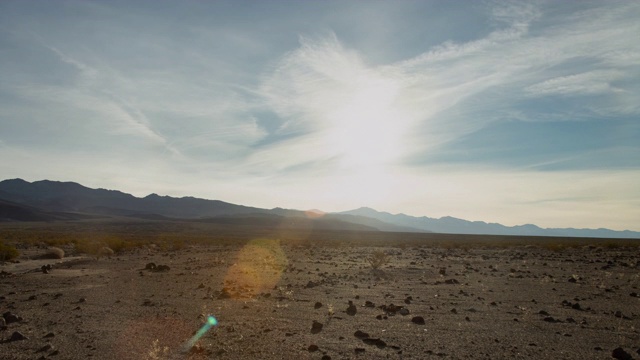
[0,178,638,239]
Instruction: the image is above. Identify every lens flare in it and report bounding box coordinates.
[183,315,218,351]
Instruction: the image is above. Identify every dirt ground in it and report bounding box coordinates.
[1,241,639,359]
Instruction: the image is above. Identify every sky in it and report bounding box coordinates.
[0,0,639,231]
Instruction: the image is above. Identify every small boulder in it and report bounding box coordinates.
[346,301,357,316]
[311,320,323,334]
[612,347,633,360]
[10,331,28,341]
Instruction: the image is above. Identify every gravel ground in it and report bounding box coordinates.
[1,242,639,359]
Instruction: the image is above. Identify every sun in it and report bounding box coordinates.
[321,72,412,204]
[325,73,408,169]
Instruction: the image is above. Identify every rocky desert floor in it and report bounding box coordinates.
[1,241,639,360]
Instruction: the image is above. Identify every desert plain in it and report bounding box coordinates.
[1,220,639,360]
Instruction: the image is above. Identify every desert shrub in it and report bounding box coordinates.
[45,246,65,259]
[367,250,390,270]
[97,246,115,259]
[0,241,19,261]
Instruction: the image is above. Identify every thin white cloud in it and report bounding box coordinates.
[525,70,624,96]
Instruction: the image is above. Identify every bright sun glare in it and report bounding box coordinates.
[327,74,409,166]
[324,73,410,202]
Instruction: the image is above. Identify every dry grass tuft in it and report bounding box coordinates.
[367,250,390,270]
[97,246,115,259]
[45,246,65,259]
[0,241,19,261]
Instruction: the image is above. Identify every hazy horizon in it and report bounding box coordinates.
[1,1,639,231]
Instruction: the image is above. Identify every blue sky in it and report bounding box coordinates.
[1,0,639,231]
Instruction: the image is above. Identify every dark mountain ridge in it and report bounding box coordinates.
[0,179,402,232]
[1,179,638,238]
[339,207,640,239]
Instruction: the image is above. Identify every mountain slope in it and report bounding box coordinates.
[339,207,640,239]
[0,179,269,218]
[0,179,395,232]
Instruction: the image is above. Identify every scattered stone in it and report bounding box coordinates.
[311,320,323,334]
[399,308,410,316]
[354,330,370,339]
[444,279,459,285]
[3,311,22,324]
[156,265,170,272]
[145,263,157,270]
[44,332,55,338]
[346,301,357,316]
[321,355,331,360]
[38,344,54,352]
[411,316,425,325]
[9,331,28,341]
[355,348,366,354]
[314,302,323,309]
[364,300,375,308]
[612,347,633,360]
[308,344,319,352]
[363,338,387,348]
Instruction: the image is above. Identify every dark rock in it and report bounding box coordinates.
[311,320,323,334]
[321,356,331,360]
[145,263,156,270]
[314,302,323,309]
[346,301,357,316]
[571,302,581,310]
[399,308,410,316]
[3,312,21,324]
[354,330,369,339]
[364,301,375,308]
[355,348,366,354]
[444,279,459,284]
[308,344,319,352]
[411,316,425,325]
[38,344,54,352]
[363,338,387,348]
[9,331,28,341]
[612,347,633,360]
[44,332,55,338]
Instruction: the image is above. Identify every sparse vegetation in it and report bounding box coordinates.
[0,240,19,261]
[367,250,390,270]
[97,246,114,259]
[45,246,65,259]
